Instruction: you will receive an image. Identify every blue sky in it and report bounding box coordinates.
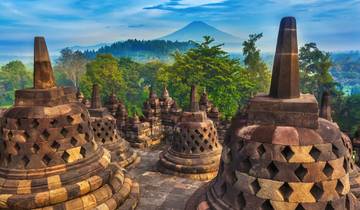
[0,0,359,56]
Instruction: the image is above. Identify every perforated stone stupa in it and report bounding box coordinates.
[186,17,359,210]
[88,84,139,168]
[0,37,139,210]
[158,85,222,180]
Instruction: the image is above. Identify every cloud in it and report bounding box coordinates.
[0,0,359,55]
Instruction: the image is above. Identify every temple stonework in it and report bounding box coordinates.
[0,37,139,210]
[186,17,359,210]
[88,84,140,168]
[158,85,222,180]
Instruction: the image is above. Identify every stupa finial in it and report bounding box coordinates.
[269,17,300,99]
[33,36,56,89]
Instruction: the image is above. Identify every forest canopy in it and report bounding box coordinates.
[0,37,359,135]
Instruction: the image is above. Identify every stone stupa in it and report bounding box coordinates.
[88,84,140,168]
[158,85,222,180]
[186,17,359,210]
[0,37,139,210]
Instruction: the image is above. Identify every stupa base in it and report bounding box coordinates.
[0,150,140,210]
[158,149,220,181]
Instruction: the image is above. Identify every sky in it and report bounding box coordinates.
[0,0,359,57]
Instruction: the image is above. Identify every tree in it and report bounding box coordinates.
[242,33,271,94]
[166,36,256,119]
[55,48,87,88]
[299,43,334,99]
[0,61,32,106]
[80,54,125,102]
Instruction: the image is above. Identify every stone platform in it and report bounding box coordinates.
[128,144,206,210]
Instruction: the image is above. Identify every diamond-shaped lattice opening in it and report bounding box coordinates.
[195,129,201,135]
[250,179,261,194]
[70,137,78,146]
[31,119,40,128]
[66,115,74,124]
[279,182,293,201]
[32,143,40,153]
[61,151,70,162]
[42,154,51,165]
[261,200,273,210]
[332,144,340,158]
[191,147,196,153]
[295,204,305,210]
[242,157,252,172]
[41,129,50,139]
[323,162,334,177]
[24,131,30,139]
[60,128,69,137]
[343,158,349,173]
[281,146,294,161]
[200,146,204,152]
[80,147,86,157]
[51,141,60,150]
[22,155,30,167]
[325,203,335,210]
[209,145,213,151]
[190,135,195,140]
[204,139,209,144]
[77,124,84,134]
[266,162,279,179]
[14,143,21,151]
[85,133,90,141]
[101,139,106,144]
[336,180,344,194]
[237,192,246,209]
[257,144,266,157]
[203,128,207,132]
[8,131,13,140]
[50,119,58,127]
[295,164,308,181]
[310,146,321,160]
[195,141,200,146]
[310,183,324,200]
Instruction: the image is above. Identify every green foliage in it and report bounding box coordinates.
[83,39,195,62]
[299,43,335,99]
[242,33,271,93]
[80,54,125,102]
[0,60,32,106]
[54,48,87,87]
[333,94,360,134]
[166,36,256,119]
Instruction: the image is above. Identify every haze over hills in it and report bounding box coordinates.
[158,21,240,43]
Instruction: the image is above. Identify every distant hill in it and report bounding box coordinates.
[82,39,195,62]
[330,51,360,95]
[158,21,239,43]
[68,43,108,52]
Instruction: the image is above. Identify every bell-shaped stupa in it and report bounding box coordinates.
[158,85,222,180]
[0,37,140,209]
[88,84,139,168]
[186,17,359,210]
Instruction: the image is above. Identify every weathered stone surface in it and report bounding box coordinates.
[0,37,139,210]
[158,85,222,180]
[320,91,332,121]
[186,17,358,210]
[269,17,300,99]
[33,37,56,89]
[88,85,140,168]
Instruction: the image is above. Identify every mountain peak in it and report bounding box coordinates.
[158,21,238,43]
